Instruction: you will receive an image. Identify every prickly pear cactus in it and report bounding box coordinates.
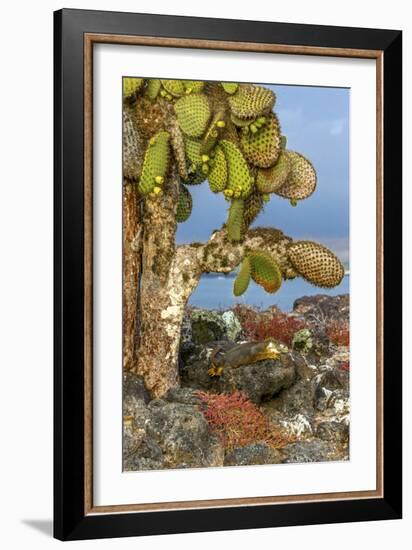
[233,257,252,296]
[123,77,144,99]
[208,145,227,193]
[228,84,275,119]
[287,241,344,288]
[123,77,345,298]
[176,185,193,223]
[174,94,211,137]
[227,198,244,242]
[240,113,281,168]
[275,151,317,201]
[256,151,290,194]
[138,131,170,196]
[220,140,252,199]
[249,251,282,293]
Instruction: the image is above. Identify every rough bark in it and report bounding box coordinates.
[122,102,145,371]
[122,180,142,371]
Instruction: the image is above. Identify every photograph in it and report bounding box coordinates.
[122,77,350,472]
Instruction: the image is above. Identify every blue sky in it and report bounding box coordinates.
[176,83,350,264]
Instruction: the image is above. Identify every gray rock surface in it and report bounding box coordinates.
[282,440,338,463]
[224,443,283,466]
[315,420,349,443]
[189,309,242,344]
[293,294,349,323]
[145,399,224,468]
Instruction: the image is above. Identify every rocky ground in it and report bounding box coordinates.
[124,294,350,471]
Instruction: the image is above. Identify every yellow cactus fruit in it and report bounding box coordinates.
[227,198,244,241]
[208,146,228,193]
[161,79,185,97]
[174,93,211,137]
[249,251,282,293]
[138,131,170,195]
[233,257,252,296]
[123,77,144,99]
[228,84,275,119]
[146,79,161,100]
[240,113,281,168]
[287,241,345,288]
[220,140,252,199]
[176,185,193,222]
[256,151,291,193]
[184,80,205,94]
[221,82,239,95]
[275,151,317,200]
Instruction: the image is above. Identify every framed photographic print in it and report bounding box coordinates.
[54,9,402,541]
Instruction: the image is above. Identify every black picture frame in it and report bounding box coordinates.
[54,8,402,541]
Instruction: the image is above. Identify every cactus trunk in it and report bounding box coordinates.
[133,172,201,397]
[122,180,142,371]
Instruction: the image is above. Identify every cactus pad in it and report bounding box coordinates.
[184,136,203,167]
[256,151,291,193]
[240,113,281,168]
[287,241,344,288]
[138,131,170,195]
[233,257,252,296]
[161,79,185,97]
[220,140,252,198]
[242,188,264,233]
[275,151,317,200]
[123,77,144,98]
[221,82,239,95]
[227,198,244,241]
[184,80,205,94]
[174,94,211,137]
[184,169,207,186]
[230,113,256,128]
[208,146,228,193]
[249,251,282,293]
[228,84,275,119]
[176,185,193,222]
[146,79,161,100]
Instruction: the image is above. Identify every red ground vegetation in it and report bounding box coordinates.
[196,390,292,452]
[233,305,306,346]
